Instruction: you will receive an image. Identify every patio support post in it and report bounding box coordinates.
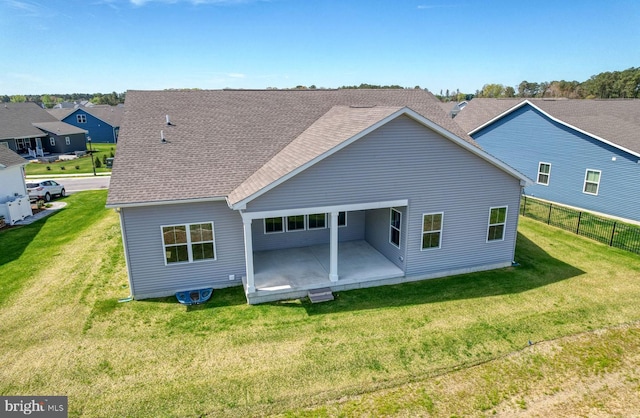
[329,211,339,282]
[243,217,255,293]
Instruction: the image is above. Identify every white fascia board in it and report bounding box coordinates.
[471,100,640,159]
[240,199,409,221]
[106,196,227,209]
[468,100,529,136]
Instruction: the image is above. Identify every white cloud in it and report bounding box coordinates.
[227,73,246,79]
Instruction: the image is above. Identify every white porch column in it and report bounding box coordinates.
[243,217,255,293]
[329,211,339,282]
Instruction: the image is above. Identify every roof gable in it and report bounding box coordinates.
[470,99,640,158]
[229,106,530,208]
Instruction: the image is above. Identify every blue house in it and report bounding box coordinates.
[107,90,529,304]
[455,99,640,222]
[48,105,123,143]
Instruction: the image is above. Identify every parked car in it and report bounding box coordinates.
[26,180,66,202]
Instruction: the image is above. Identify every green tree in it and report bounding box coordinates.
[10,95,26,102]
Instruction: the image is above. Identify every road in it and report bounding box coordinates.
[57,176,110,194]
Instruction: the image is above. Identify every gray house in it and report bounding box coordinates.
[107,90,530,304]
[0,102,87,155]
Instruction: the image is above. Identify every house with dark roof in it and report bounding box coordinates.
[0,102,87,155]
[0,147,32,224]
[454,99,640,222]
[48,105,123,143]
[107,90,530,304]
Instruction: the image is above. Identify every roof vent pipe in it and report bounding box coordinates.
[166,115,174,126]
[161,130,166,143]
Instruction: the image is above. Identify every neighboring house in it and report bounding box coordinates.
[31,122,88,154]
[48,105,123,143]
[0,147,32,224]
[107,90,530,304]
[0,102,87,155]
[454,98,640,222]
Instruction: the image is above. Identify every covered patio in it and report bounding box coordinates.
[243,240,404,304]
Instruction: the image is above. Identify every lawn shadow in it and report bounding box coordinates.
[137,286,247,311]
[269,232,586,316]
[0,211,60,267]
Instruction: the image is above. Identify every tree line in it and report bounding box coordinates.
[474,67,640,100]
[1,92,125,107]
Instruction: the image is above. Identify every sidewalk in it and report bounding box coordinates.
[11,201,67,226]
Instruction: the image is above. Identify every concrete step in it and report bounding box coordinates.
[308,287,334,303]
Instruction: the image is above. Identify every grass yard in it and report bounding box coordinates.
[1,192,640,417]
[24,143,115,175]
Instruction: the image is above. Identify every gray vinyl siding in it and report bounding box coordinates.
[365,207,406,270]
[44,132,86,154]
[121,201,246,299]
[252,210,365,251]
[246,115,522,278]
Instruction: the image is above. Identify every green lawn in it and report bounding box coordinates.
[1,193,639,417]
[24,143,115,175]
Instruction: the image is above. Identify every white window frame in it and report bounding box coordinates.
[161,222,216,265]
[264,217,284,234]
[537,162,551,186]
[421,212,443,250]
[65,136,71,145]
[307,213,327,230]
[49,137,55,146]
[77,114,87,123]
[389,208,402,248]
[286,215,306,232]
[487,206,508,242]
[583,169,601,196]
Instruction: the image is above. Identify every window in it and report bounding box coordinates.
[77,114,87,123]
[389,208,401,248]
[583,169,601,195]
[537,162,551,185]
[287,215,306,231]
[264,217,284,234]
[65,136,71,145]
[487,207,507,242]
[338,211,347,227]
[49,137,55,146]
[307,213,326,229]
[422,213,443,250]
[0,142,8,149]
[161,222,215,264]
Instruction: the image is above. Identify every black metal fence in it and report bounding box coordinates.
[520,196,640,255]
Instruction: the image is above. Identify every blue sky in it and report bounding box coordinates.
[1,0,639,95]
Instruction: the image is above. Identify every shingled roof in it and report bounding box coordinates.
[32,122,88,136]
[0,102,59,140]
[0,146,27,168]
[47,105,124,127]
[107,89,479,207]
[454,98,640,155]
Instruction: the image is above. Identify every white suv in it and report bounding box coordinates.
[26,180,66,202]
